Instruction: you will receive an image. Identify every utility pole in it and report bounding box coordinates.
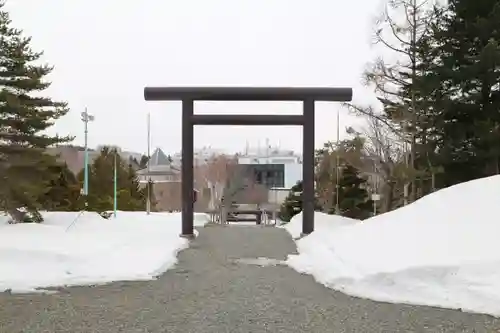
[81,108,94,208]
[146,112,152,215]
[335,108,340,214]
[372,162,378,216]
[113,148,118,218]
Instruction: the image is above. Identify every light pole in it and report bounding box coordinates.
[114,148,118,218]
[81,108,94,208]
[335,108,340,214]
[146,112,152,215]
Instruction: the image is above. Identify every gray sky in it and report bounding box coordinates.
[6,0,381,155]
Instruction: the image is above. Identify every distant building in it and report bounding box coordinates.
[170,146,227,168]
[136,148,179,184]
[236,144,302,207]
[136,148,210,212]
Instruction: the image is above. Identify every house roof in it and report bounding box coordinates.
[138,149,180,176]
[136,164,180,175]
[149,148,171,166]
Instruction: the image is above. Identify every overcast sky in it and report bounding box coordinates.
[6,0,382,155]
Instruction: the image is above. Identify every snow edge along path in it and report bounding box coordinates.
[0,211,209,293]
[281,175,500,318]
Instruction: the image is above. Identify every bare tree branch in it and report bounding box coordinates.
[353,0,438,205]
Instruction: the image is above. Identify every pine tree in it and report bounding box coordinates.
[336,164,373,220]
[278,181,321,222]
[39,163,81,211]
[0,3,71,222]
[120,161,145,210]
[77,147,146,212]
[139,155,149,169]
[279,181,303,222]
[417,0,500,186]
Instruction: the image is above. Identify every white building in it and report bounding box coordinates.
[236,145,302,206]
[170,146,228,168]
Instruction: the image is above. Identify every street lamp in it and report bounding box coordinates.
[146,112,152,215]
[335,108,340,214]
[81,108,95,208]
[114,147,118,218]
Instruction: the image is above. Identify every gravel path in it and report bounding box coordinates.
[1,225,499,333]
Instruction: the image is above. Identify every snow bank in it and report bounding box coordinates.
[0,213,9,225]
[285,175,500,317]
[0,211,209,292]
[282,211,358,239]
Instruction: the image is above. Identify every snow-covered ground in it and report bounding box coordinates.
[283,175,500,317]
[0,211,209,293]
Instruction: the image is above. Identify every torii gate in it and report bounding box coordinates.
[143,86,352,238]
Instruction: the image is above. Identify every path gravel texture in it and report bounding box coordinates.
[1,225,500,333]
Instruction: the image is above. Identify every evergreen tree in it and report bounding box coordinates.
[279,181,303,222]
[279,181,320,222]
[335,164,373,220]
[417,0,500,187]
[139,155,149,169]
[77,147,145,212]
[120,162,145,210]
[39,163,81,211]
[0,3,71,222]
